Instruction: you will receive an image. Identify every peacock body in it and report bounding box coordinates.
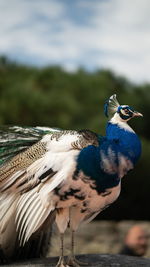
[0,95,142,266]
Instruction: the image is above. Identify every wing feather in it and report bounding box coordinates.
[0,125,60,167]
[20,202,41,245]
[16,188,54,245]
[17,192,38,238]
[0,128,100,250]
[0,130,99,194]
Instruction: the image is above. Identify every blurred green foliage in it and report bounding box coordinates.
[0,56,150,220]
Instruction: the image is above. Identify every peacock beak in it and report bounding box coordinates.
[133,111,143,117]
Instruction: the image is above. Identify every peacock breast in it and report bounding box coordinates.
[106,122,142,164]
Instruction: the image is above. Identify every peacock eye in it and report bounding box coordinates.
[124,109,129,114]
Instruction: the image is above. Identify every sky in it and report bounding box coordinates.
[0,0,150,83]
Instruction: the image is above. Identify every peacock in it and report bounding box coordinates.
[0,95,142,266]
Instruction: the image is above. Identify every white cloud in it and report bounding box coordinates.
[0,0,150,83]
[90,0,150,82]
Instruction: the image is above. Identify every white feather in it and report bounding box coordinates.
[42,132,79,152]
[110,113,135,132]
[0,193,18,257]
[0,131,87,250]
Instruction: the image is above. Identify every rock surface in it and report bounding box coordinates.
[2,254,150,267]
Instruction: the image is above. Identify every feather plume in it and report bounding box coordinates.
[104,94,120,117]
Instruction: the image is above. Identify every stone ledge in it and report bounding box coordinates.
[2,254,150,267]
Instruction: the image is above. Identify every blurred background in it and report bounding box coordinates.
[0,0,150,257]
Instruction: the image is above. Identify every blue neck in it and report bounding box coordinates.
[76,121,142,194]
[106,122,142,163]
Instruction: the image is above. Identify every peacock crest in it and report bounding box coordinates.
[104,94,120,117]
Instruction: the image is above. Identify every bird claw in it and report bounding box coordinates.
[56,256,69,267]
[67,257,80,267]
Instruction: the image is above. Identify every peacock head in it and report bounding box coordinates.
[104,94,143,122]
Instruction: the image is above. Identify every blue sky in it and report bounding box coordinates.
[0,0,150,83]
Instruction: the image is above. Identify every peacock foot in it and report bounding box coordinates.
[67,256,88,266]
[56,256,69,267]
